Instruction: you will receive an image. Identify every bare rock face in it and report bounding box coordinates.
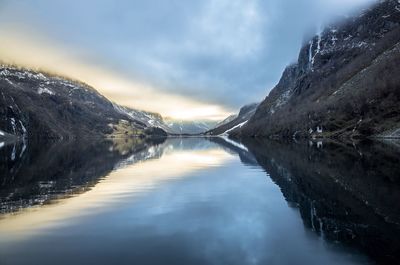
[0,66,167,140]
[234,0,400,139]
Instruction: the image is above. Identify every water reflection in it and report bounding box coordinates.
[0,138,234,235]
[243,138,400,265]
[0,137,399,264]
[0,137,165,214]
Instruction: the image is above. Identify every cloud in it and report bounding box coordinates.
[190,0,264,58]
[0,28,231,121]
[0,0,377,120]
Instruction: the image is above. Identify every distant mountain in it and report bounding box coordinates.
[205,103,258,136]
[165,119,216,135]
[231,0,400,139]
[215,114,238,128]
[0,66,168,140]
[113,104,172,133]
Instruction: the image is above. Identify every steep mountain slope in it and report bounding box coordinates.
[112,104,172,133]
[215,114,238,128]
[0,66,168,140]
[205,103,258,136]
[233,0,400,139]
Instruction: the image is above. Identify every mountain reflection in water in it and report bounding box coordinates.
[242,138,400,265]
[0,137,399,265]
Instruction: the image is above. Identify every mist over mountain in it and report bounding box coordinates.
[224,0,400,140]
[165,119,217,135]
[1,2,400,265]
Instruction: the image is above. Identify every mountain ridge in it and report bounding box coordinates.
[0,65,169,140]
[205,103,258,136]
[230,0,400,139]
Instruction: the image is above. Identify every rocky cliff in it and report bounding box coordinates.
[233,0,400,139]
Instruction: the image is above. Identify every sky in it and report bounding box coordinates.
[0,0,376,121]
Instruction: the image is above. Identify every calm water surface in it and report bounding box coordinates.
[0,137,400,265]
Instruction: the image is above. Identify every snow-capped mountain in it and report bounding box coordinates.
[205,103,258,136]
[232,0,400,139]
[164,119,216,135]
[112,104,172,133]
[0,66,168,140]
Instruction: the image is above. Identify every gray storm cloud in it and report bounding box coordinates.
[0,0,376,119]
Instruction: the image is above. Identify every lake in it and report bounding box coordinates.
[0,137,399,265]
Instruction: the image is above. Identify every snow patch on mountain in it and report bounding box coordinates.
[38,86,55,95]
[112,103,171,132]
[222,120,248,135]
[166,120,214,134]
[0,67,48,81]
[270,90,292,114]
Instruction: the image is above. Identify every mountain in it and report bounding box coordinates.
[0,66,168,140]
[205,103,258,136]
[112,104,216,135]
[112,104,172,133]
[231,0,400,139]
[165,119,216,135]
[215,114,238,128]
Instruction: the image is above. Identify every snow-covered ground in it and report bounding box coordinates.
[38,86,55,95]
[222,120,248,135]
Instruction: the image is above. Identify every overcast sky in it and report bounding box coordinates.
[0,0,376,120]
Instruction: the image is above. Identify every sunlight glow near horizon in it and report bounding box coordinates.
[0,0,377,121]
[0,28,232,121]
